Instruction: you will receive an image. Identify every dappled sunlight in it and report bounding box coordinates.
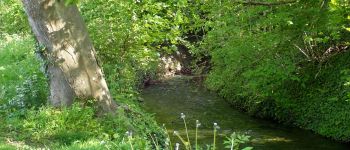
[167,129,218,139]
[20,0,118,110]
[160,55,182,77]
[251,136,293,144]
[1,0,350,149]
[4,138,28,149]
[46,19,66,33]
[43,0,55,10]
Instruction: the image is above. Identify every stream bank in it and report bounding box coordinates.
[141,76,350,149]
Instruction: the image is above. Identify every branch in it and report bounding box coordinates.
[236,0,297,6]
[294,44,311,61]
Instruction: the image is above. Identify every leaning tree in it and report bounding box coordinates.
[22,0,118,113]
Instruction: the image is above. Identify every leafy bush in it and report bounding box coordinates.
[0,35,47,114]
[80,0,196,95]
[198,0,350,141]
[0,0,30,36]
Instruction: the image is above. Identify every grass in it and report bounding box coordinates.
[0,34,166,149]
[0,138,16,150]
[0,102,166,149]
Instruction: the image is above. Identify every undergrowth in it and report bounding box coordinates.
[201,0,350,141]
[0,34,165,149]
[1,103,165,149]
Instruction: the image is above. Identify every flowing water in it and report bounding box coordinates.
[141,76,350,150]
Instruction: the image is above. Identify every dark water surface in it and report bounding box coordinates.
[141,76,350,150]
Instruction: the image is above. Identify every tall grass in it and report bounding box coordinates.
[171,113,252,150]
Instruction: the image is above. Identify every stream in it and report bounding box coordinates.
[141,76,350,149]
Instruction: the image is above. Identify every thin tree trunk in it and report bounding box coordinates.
[22,0,118,113]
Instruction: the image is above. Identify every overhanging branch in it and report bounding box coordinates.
[236,0,297,6]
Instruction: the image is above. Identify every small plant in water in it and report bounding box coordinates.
[195,120,201,150]
[223,132,253,150]
[163,124,173,150]
[213,122,220,150]
[169,113,253,150]
[174,130,189,149]
[181,112,192,149]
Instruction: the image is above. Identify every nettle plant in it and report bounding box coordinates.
[9,74,47,109]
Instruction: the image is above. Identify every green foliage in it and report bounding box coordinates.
[2,0,350,148]
[80,0,196,96]
[330,0,350,28]
[64,0,79,5]
[0,1,170,148]
[0,0,30,36]
[198,0,350,141]
[292,53,350,141]
[0,35,47,114]
[0,34,165,149]
[0,140,16,150]
[223,132,252,150]
[1,104,165,149]
[172,113,253,150]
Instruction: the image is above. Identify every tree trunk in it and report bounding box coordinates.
[22,0,118,113]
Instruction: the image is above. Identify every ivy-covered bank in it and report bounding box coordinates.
[198,0,350,141]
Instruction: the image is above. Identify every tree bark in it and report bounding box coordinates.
[22,0,118,113]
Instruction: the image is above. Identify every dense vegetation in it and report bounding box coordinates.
[0,0,350,149]
[0,27,164,150]
[199,0,350,141]
[0,0,169,149]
